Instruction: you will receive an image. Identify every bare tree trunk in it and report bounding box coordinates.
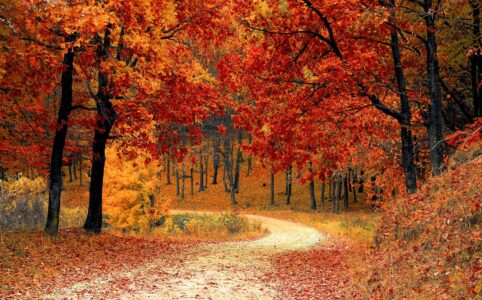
[199,149,204,192]
[308,162,316,210]
[247,133,252,176]
[358,170,364,193]
[343,172,349,210]
[204,154,208,189]
[223,137,237,205]
[166,149,171,185]
[233,130,242,193]
[212,138,220,184]
[45,48,74,236]
[181,166,185,200]
[270,170,275,206]
[331,175,336,213]
[424,0,445,176]
[68,162,73,182]
[73,158,77,180]
[175,159,180,196]
[79,153,83,186]
[470,0,481,117]
[190,167,194,195]
[335,172,342,214]
[286,166,292,205]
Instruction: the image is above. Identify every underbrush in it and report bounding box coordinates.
[353,147,481,298]
[0,177,88,230]
[0,177,47,230]
[150,213,265,241]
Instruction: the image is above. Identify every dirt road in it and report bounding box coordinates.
[46,213,323,299]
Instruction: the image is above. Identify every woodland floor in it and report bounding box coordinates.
[39,213,356,300]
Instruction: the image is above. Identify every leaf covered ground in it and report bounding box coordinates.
[0,229,191,298]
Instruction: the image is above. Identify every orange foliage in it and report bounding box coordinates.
[357,149,481,298]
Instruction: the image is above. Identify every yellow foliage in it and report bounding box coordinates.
[103,148,172,232]
[0,177,46,197]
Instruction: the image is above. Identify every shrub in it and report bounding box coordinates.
[0,177,47,230]
[152,213,263,240]
[103,148,171,233]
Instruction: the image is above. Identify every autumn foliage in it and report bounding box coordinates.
[0,0,481,298]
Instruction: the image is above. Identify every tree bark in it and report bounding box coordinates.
[68,162,73,182]
[233,130,242,193]
[45,48,74,236]
[247,133,252,176]
[343,172,349,209]
[286,166,292,205]
[84,27,118,233]
[308,162,316,210]
[335,172,342,213]
[190,167,194,195]
[387,5,418,193]
[331,175,336,213]
[199,149,204,192]
[204,154,208,189]
[175,159,180,196]
[166,149,171,185]
[270,170,275,206]
[181,166,185,200]
[320,181,325,211]
[424,0,445,176]
[79,153,83,186]
[73,158,77,180]
[212,137,220,184]
[358,170,364,193]
[470,0,481,117]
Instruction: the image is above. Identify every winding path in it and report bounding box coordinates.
[47,212,323,299]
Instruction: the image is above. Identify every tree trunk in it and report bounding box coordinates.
[270,170,275,206]
[389,0,418,194]
[308,162,316,210]
[73,158,77,180]
[175,159,180,196]
[45,48,74,236]
[347,168,352,192]
[68,162,73,182]
[233,130,242,193]
[190,167,194,195]
[470,0,481,117]
[286,166,292,205]
[353,179,357,204]
[424,0,445,176]
[224,137,237,205]
[166,149,171,185]
[181,166,185,200]
[84,27,118,234]
[204,155,208,189]
[343,172,349,210]
[335,173,342,213]
[212,138,220,184]
[199,150,204,192]
[331,176,336,213]
[358,170,364,193]
[247,133,252,176]
[320,181,325,211]
[79,153,83,186]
